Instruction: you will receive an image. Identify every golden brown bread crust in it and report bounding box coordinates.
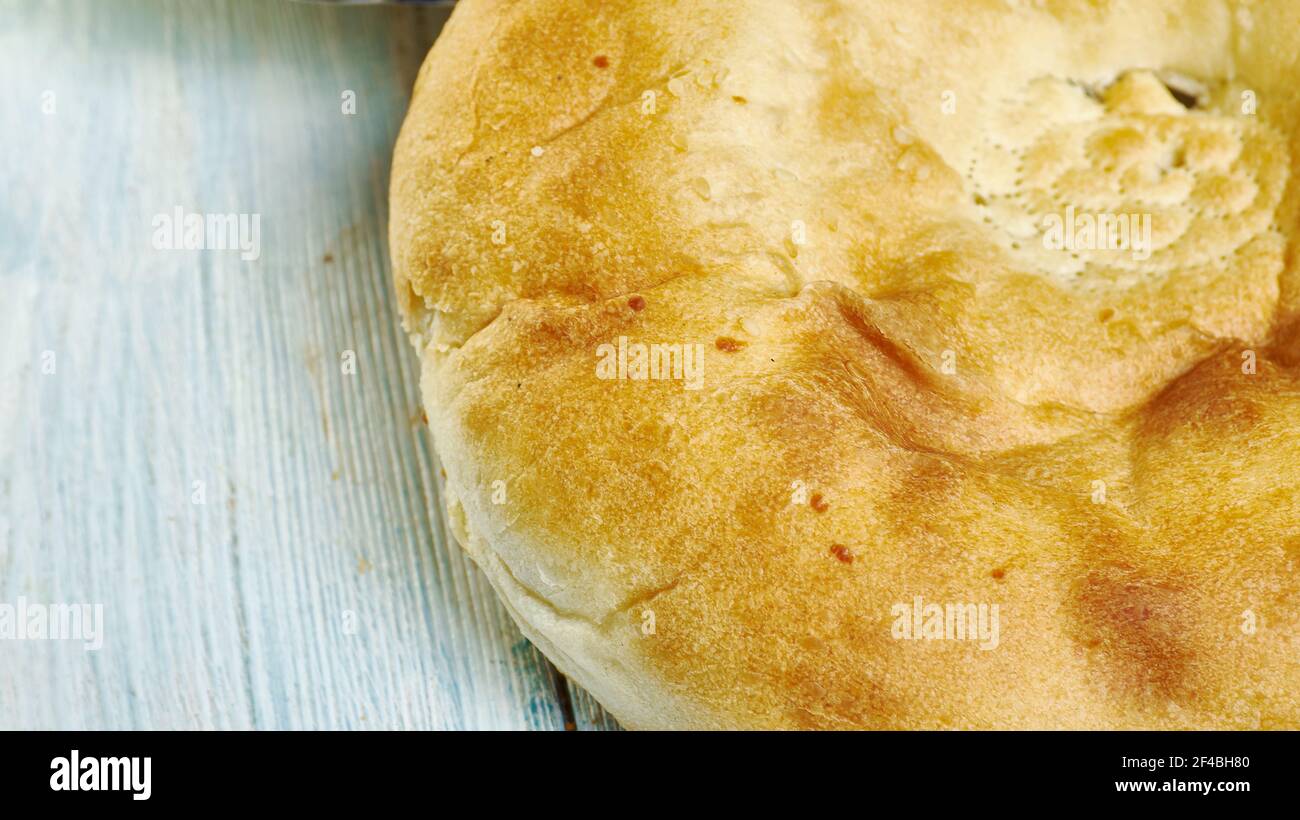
[390,0,1300,728]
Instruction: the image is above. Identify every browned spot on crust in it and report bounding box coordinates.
[810,492,829,513]
[593,54,609,68]
[1141,349,1267,439]
[1272,318,1300,366]
[991,567,1006,580]
[628,294,646,311]
[715,336,747,352]
[1071,566,1195,699]
[830,544,854,563]
[888,457,964,516]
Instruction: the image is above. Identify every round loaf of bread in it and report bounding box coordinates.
[389,0,1300,728]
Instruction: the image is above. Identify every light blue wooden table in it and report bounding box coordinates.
[0,0,618,730]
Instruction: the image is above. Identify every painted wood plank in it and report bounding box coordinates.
[0,0,619,730]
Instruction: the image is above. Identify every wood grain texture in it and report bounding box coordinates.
[0,0,619,730]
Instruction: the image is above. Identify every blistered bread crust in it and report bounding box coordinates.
[390,0,1300,729]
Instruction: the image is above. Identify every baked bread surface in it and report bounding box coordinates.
[390,0,1300,728]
